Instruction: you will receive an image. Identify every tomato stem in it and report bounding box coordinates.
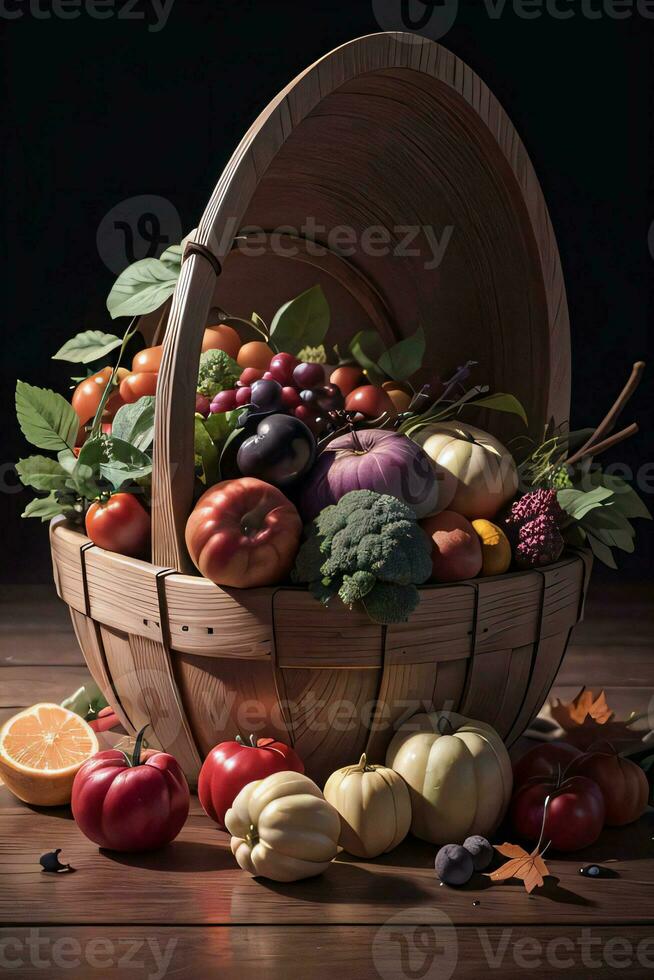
[235,734,259,749]
[130,724,150,767]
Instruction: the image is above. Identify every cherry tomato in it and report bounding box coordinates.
[510,774,605,852]
[72,367,129,426]
[119,372,158,404]
[85,493,151,559]
[345,385,397,419]
[132,345,163,373]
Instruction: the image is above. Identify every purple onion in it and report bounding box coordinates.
[299,428,440,522]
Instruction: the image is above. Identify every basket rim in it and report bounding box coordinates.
[50,516,587,597]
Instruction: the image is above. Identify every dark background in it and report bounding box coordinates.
[2,0,652,583]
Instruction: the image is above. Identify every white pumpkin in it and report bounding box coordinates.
[385,711,513,845]
[323,753,411,858]
[414,422,518,520]
[225,770,340,882]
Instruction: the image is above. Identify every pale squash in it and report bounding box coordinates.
[414,422,518,520]
[225,770,340,882]
[386,711,513,845]
[323,753,411,858]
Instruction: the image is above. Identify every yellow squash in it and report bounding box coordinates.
[386,711,513,845]
[225,770,340,882]
[323,753,411,858]
[414,422,518,520]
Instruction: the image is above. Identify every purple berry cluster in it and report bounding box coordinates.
[505,489,565,569]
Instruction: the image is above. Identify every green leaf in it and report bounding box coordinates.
[15,456,69,492]
[463,392,528,426]
[57,449,78,475]
[203,409,240,446]
[52,330,123,364]
[269,285,330,355]
[377,327,425,382]
[159,243,183,271]
[348,330,386,385]
[21,493,63,521]
[587,472,652,520]
[111,396,156,452]
[106,257,178,320]
[15,381,78,452]
[61,681,108,720]
[99,437,152,491]
[586,532,618,569]
[69,462,100,499]
[582,508,636,553]
[558,486,615,520]
[194,417,219,486]
[563,522,587,548]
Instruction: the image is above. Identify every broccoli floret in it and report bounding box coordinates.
[292,489,432,625]
[362,581,421,625]
[197,349,240,399]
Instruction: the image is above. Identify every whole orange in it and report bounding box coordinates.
[237,341,274,372]
[202,324,242,359]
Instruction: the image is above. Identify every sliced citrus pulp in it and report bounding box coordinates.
[0,703,98,806]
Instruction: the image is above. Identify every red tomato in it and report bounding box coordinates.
[85,494,151,559]
[511,774,605,852]
[71,730,189,852]
[330,365,365,397]
[512,742,581,789]
[119,371,158,404]
[132,345,163,373]
[566,750,649,826]
[89,706,120,733]
[72,367,129,426]
[345,384,397,419]
[198,734,304,829]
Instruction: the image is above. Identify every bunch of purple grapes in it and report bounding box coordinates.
[208,353,344,435]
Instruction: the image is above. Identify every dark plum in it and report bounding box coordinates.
[293,362,325,389]
[251,379,283,412]
[462,836,494,872]
[434,844,474,886]
[237,414,316,489]
[313,383,344,413]
[196,393,212,417]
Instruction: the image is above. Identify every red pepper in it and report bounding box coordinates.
[71,727,189,852]
[198,734,304,829]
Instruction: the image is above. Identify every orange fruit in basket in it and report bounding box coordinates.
[202,324,242,359]
[0,704,99,806]
[237,340,274,372]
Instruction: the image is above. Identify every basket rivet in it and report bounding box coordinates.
[182,625,189,632]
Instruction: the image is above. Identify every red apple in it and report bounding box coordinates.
[513,742,582,789]
[421,510,482,582]
[330,365,365,397]
[185,478,302,588]
[511,774,605,852]
[345,385,396,419]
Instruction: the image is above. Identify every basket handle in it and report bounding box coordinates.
[151,243,222,571]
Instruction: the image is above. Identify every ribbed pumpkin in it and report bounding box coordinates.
[323,753,411,858]
[386,711,513,845]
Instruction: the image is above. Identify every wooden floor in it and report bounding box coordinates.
[0,580,653,979]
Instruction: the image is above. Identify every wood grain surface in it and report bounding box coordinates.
[1,581,653,978]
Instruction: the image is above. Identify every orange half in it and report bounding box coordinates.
[0,703,98,806]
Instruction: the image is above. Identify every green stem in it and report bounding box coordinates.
[89,318,139,439]
[131,725,149,767]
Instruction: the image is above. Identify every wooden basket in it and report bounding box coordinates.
[50,33,591,787]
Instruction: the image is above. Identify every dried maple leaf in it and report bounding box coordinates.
[548,687,649,752]
[550,686,614,728]
[487,842,551,894]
